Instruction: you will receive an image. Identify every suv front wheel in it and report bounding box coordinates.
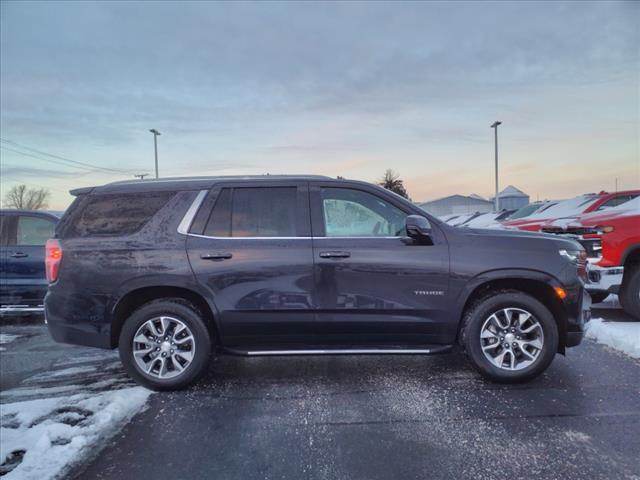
[119,299,212,391]
[462,291,559,383]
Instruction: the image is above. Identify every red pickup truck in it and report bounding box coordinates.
[503,190,639,232]
[542,197,640,319]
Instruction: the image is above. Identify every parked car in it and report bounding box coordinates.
[501,201,554,223]
[458,209,516,229]
[1,209,60,315]
[45,176,590,390]
[541,197,640,318]
[502,190,639,232]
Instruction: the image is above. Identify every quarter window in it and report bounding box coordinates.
[17,216,55,246]
[321,188,406,237]
[204,187,297,237]
[66,192,175,237]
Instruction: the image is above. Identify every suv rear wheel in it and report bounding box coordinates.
[462,291,558,383]
[119,299,212,391]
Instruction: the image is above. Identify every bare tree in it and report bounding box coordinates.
[3,184,51,209]
[378,169,409,199]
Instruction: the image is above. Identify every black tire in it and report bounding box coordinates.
[119,298,212,391]
[588,291,609,304]
[461,290,559,383]
[619,266,640,320]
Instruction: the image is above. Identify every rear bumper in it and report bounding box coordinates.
[586,264,623,294]
[44,290,113,349]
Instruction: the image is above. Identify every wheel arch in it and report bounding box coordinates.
[456,270,568,353]
[110,283,220,349]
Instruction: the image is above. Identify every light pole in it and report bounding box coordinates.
[149,129,161,178]
[490,121,502,211]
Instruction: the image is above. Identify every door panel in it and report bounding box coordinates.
[311,184,451,346]
[186,183,316,347]
[0,214,54,306]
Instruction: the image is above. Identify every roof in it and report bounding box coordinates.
[0,209,62,219]
[418,194,493,206]
[72,175,334,195]
[469,193,486,200]
[497,185,528,198]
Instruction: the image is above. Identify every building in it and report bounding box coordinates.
[417,194,494,217]
[492,185,530,211]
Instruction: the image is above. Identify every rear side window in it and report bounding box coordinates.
[597,195,638,210]
[64,191,175,237]
[203,187,297,237]
[17,216,56,245]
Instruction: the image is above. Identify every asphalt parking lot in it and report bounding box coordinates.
[1,304,639,480]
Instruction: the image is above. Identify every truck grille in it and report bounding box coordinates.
[541,228,603,260]
[576,238,602,259]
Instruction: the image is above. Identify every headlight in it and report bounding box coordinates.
[559,249,587,280]
[580,225,614,235]
[559,249,586,263]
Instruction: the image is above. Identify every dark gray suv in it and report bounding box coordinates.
[45,176,590,390]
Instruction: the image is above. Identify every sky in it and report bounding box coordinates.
[1,0,638,210]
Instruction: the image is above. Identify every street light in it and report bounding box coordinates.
[149,129,161,179]
[490,121,502,211]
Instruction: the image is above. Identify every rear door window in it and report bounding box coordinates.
[203,187,297,237]
[65,191,175,237]
[17,216,56,245]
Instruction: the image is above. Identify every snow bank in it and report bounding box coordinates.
[0,387,152,479]
[586,318,640,359]
[0,334,23,351]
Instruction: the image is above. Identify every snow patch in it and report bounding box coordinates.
[586,318,640,359]
[0,334,23,350]
[0,387,152,480]
[0,334,22,344]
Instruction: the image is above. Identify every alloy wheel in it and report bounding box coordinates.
[132,316,196,379]
[479,308,544,371]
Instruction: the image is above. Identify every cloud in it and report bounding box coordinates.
[0,164,100,179]
[0,1,637,209]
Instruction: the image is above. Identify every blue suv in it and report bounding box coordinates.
[1,209,60,316]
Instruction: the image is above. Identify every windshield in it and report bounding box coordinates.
[508,203,543,220]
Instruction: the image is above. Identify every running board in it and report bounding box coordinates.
[224,345,452,356]
[0,305,44,315]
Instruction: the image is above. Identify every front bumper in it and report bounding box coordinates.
[585,263,623,294]
[565,290,591,348]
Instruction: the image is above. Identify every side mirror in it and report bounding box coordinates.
[406,215,431,238]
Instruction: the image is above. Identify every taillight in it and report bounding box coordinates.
[46,239,63,283]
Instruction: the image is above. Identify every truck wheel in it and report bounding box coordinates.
[461,291,558,383]
[619,266,640,320]
[119,299,212,391]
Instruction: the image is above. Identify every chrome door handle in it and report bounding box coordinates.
[10,252,28,258]
[201,252,233,260]
[319,251,351,259]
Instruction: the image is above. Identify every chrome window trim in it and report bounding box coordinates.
[177,190,208,235]
[177,189,406,240]
[185,232,404,240]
